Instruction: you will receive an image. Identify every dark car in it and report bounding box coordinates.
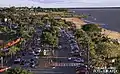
[30,62,36,68]
[20,59,26,65]
[71,52,81,57]
[76,65,87,74]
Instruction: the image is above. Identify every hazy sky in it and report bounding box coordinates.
[0,0,120,8]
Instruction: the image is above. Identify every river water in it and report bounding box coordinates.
[69,9,120,32]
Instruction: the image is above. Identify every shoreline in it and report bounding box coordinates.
[62,17,120,40]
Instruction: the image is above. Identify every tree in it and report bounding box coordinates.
[74,29,85,39]
[4,67,33,74]
[7,46,20,58]
[95,42,120,59]
[82,24,102,33]
[8,6,16,12]
[41,31,58,47]
[65,21,73,27]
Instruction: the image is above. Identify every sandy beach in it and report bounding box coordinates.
[101,29,120,39]
[62,18,87,29]
[62,17,120,40]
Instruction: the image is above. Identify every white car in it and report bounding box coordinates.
[36,48,41,53]
[58,45,62,49]
[34,56,39,59]
[74,58,84,63]
[14,58,20,62]
[70,45,74,50]
[37,38,40,41]
[52,67,56,69]
[36,50,41,53]
[14,58,21,63]
[68,58,72,60]
[70,51,74,54]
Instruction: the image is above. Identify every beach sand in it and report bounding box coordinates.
[62,18,87,29]
[101,29,120,39]
[62,17,120,39]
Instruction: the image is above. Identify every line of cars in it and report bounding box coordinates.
[64,30,88,74]
[13,36,41,69]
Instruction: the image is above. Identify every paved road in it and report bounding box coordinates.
[31,29,77,74]
[50,29,77,74]
[2,27,85,74]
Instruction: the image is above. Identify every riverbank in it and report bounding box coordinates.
[62,17,120,40]
[62,18,87,29]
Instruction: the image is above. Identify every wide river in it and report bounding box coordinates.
[69,9,120,32]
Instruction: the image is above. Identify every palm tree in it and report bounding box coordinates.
[7,46,20,58]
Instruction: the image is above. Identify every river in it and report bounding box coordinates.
[69,9,120,32]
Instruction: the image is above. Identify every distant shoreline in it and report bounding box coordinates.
[0,7,120,9]
[68,7,120,9]
[62,17,120,39]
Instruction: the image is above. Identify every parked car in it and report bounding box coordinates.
[29,51,35,55]
[36,48,41,53]
[76,65,87,74]
[58,45,62,49]
[74,58,84,63]
[72,49,79,53]
[34,56,39,59]
[20,59,26,65]
[68,57,72,60]
[72,52,81,57]
[30,62,36,68]
[37,38,40,41]
[24,61,30,67]
[14,58,21,64]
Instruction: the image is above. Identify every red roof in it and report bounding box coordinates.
[4,38,22,49]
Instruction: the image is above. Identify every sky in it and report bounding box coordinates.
[0,0,120,8]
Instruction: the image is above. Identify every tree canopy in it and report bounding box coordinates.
[82,24,102,33]
[4,68,33,74]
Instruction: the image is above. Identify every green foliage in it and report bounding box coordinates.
[7,46,20,56]
[74,29,85,39]
[41,31,58,47]
[74,28,120,67]
[82,24,102,32]
[4,67,33,74]
[95,42,120,59]
[35,8,68,12]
